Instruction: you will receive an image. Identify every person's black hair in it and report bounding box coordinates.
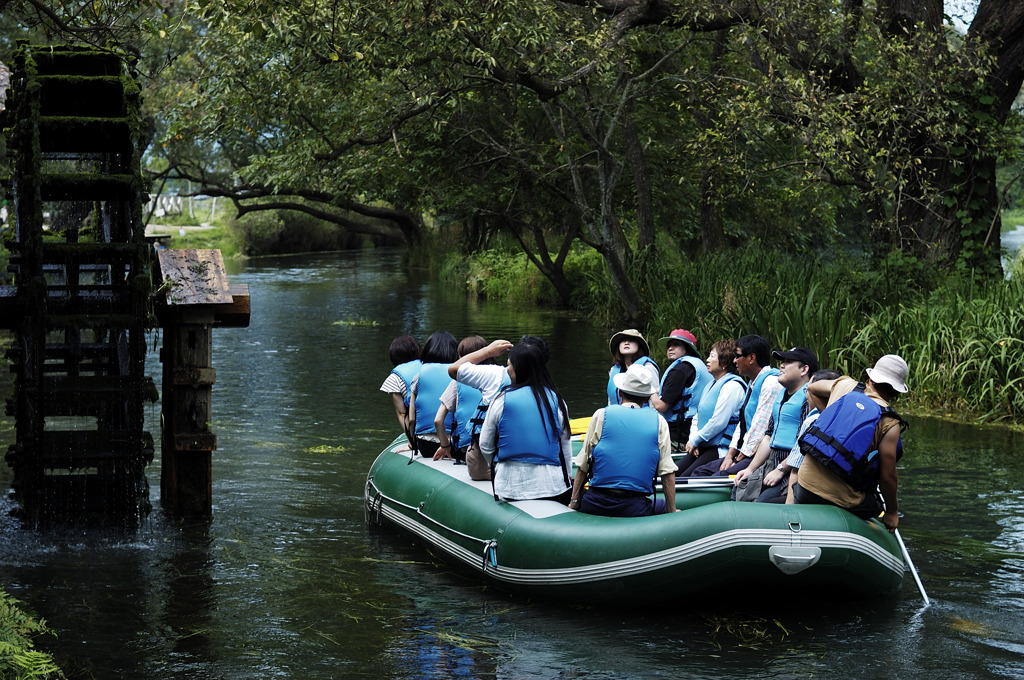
[872,380,899,403]
[518,335,550,363]
[421,330,458,364]
[507,337,568,439]
[388,335,421,366]
[736,334,771,368]
[810,368,840,383]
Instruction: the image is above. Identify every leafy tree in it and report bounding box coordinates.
[3,0,1023,321]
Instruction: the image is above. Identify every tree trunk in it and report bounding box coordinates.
[699,168,724,253]
[874,0,1023,276]
[623,98,655,251]
[598,229,647,325]
[503,215,578,309]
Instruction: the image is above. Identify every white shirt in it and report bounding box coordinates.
[456,363,509,404]
[379,371,407,397]
[689,377,746,457]
[479,389,572,501]
[729,369,782,457]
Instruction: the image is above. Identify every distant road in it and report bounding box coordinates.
[145,224,216,236]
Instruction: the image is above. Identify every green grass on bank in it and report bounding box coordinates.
[1003,208,1024,230]
[149,225,239,258]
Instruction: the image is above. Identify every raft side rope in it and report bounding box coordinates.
[371,493,383,525]
[364,478,385,524]
[482,541,498,572]
[371,484,494,548]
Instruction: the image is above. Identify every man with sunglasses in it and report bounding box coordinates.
[691,335,781,477]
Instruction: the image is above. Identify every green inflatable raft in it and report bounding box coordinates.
[365,436,905,606]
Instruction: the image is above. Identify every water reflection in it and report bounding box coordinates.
[1,250,1023,679]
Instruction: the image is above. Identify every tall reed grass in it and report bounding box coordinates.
[837,277,1024,423]
[437,240,1024,424]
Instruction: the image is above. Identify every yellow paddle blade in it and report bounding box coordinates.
[569,416,592,436]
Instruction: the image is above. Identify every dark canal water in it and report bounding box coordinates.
[2,249,1024,679]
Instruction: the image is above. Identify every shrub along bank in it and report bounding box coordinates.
[0,588,64,679]
[438,242,1024,427]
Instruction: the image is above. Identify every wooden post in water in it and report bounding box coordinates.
[155,249,250,516]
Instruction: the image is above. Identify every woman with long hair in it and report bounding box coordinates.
[479,336,572,503]
[407,330,458,457]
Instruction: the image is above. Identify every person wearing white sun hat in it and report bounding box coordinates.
[793,354,910,533]
[571,363,677,517]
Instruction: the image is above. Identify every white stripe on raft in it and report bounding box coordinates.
[375,501,905,587]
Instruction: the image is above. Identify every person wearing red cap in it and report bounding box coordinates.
[792,355,909,532]
[650,329,713,453]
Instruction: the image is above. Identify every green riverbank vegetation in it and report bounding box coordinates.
[1,1,1023,428]
[437,236,1024,427]
[0,588,64,679]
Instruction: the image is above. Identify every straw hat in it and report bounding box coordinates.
[609,329,650,357]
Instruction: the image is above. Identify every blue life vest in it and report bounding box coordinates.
[739,367,779,439]
[391,359,422,408]
[799,383,906,491]
[659,356,712,423]
[495,386,562,466]
[589,406,662,494]
[768,383,807,452]
[606,356,660,405]
[694,373,745,448]
[413,363,453,437]
[467,371,512,442]
[452,382,483,448]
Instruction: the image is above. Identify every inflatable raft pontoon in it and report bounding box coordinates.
[365,436,905,606]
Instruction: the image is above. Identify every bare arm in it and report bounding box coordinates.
[570,472,588,510]
[449,339,513,379]
[878,426,901,533]
[733,435,771,486]
[808,378,837,401]
[432,404,452,460]
[391,393,408,433]
[661,472,677,512]
[649,394,671,413]
[405,382,418,440]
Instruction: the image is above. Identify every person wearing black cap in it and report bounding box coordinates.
[732,346,818,501]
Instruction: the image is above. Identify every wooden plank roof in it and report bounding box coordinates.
[157,249,233,305]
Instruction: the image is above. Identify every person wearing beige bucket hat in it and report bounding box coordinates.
[605,329,661,406]
[793,354,910,533]
[570,364,677,517]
